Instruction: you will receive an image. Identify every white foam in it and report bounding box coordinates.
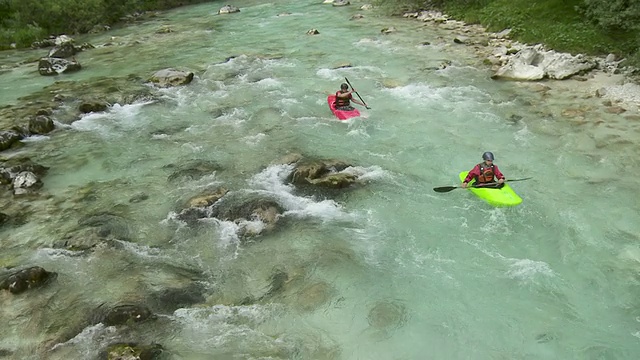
[70,101,152,136]
[316,65,384,81]
[151,133,170,140]
[180,142,204,152]
[255,77,281,89]
[602,83,640,105]
[214,108,248,126]
[207,218,242,248]
[174,303,276,326]
[249,163,295,193]
[346,127,369,137]
[342,165,392,182]
[21,134,50,142]
[282,199,349,223]
[278,98,300,106]
[242,133,266,146]
[355,38,392,48]
[506,258,555,281]
[248,164,354,223]
[514,124,531,143]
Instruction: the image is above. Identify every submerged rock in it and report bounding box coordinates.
[164,159,222,182]
[0,266,57,294]
[77,212,132,241]
[100,342,163,360]
[146,283,207,314]
[184,187,228,208]
[0,212,8,226]
[93,304,156,326]
[295,281,333,311]
[367,300,408,330]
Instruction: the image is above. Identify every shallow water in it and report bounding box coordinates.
[1,0,640,359]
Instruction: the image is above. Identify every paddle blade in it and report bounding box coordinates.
[433,186,459,193]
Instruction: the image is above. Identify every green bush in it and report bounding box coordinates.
[0,24,47,49]
[580,0,640,31]
[0,0,211,48]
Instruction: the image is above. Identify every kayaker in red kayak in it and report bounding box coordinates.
[461,152,505,188]
[334,83,366,111]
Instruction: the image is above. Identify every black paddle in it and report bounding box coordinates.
[433,177,533,193]
[344,77,371,109]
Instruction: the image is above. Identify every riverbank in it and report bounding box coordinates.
[400,9,640,115]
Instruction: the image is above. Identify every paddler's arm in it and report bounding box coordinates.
[351,98,365,106]
[493,165,505,183]
[461,165,480,188]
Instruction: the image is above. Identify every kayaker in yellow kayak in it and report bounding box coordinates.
[334,83,366,111]
[461,152,505,188]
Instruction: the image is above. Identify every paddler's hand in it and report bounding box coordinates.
[461,182,468,188]
[498,178,505,184]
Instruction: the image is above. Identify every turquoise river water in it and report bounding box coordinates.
[1,0,640,359]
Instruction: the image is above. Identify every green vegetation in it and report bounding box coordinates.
[375,0,640,66]
[0,0,211,50]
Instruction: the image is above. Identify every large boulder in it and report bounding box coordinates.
[0,130,23,151]
[31,38,56,49]
[48,43,75,58]
[79,100,109,114]
[218,5,240,14]
[149,68,194,88]
[12,171,43,196]
[287,159,356,189]
[28,115,55,134]
[0,157,49,185]
[38,57,81,76]
[47,35,77,58]
[176,190,285,238]
[492,45,597,81]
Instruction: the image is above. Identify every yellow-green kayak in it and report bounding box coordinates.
[459,171,523,207]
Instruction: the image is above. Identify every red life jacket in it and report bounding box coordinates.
[334,91,351,107]
[476,163,495,183]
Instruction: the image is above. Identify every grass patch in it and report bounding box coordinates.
[442,0,639,64]
[374,0,639,66]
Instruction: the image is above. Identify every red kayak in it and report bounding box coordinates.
[327,95,360,120]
